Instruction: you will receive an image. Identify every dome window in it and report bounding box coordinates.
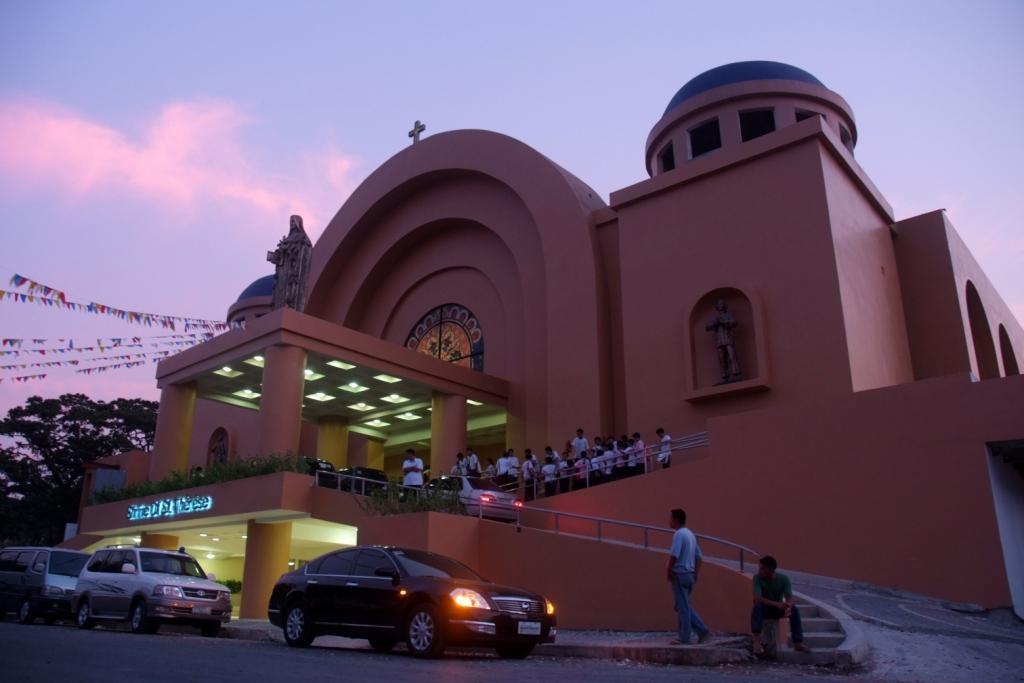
[688,118,722,159]
[795,109,823,122]
[658,142,676,173]
[839,124,853,151]
[739,108,776,142]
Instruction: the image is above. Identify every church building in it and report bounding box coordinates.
[68,62,1024,626]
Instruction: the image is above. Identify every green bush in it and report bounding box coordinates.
[222,579,242,594]
[362,484,464,516]
[91,452,310,504]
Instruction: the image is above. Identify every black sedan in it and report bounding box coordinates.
[267,546,556,658]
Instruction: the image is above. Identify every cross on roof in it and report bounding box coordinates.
[408,120,426,144]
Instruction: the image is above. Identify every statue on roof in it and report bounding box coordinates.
[267,215,313,311]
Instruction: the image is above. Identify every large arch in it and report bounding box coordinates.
[965,281,999,380]
[999,324,1020,376]
[304,130,610,449]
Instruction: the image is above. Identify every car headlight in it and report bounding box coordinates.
[546,599,555,616]
[219,591,232,601]
[450,588,491,610]
[153,585,185,598]
[42,585,66,598]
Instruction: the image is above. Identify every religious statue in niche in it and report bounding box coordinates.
[267,215,313,311]
[706,299,742,383]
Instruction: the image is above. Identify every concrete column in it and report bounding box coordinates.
[150,382,197,480]
[239,520,292,620]
[366,439,385,471]
[258,345,307,456]
[430,392,466,477]
[317,416,349,468]
[140,532,180,551]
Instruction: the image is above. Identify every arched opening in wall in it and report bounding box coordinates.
[1000,325,1020,376]
[689,288,760,391]
[405,303,485,371]
[966,281,999,380]
[207,427,231,468]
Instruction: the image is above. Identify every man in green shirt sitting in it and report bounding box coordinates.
[751,555,810,655]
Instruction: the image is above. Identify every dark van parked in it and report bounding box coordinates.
[268,546,556,658]
[0,547,90,624]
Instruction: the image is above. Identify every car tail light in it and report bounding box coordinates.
[513,500,523,508]
[479,494,494,504]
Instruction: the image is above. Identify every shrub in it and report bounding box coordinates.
[91,452,311,504]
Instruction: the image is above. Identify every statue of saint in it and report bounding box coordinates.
[267,215,313,311]
[706,299,742,383]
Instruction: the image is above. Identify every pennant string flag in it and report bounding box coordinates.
[0,333,213,350]
[0,338,205,357]
[0,349,179,371]
[3,273,228,332]
[0,373,47,385]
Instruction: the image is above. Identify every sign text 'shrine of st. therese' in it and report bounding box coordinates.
[126,495,213,522]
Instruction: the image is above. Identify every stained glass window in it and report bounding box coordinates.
[405,304,484,371]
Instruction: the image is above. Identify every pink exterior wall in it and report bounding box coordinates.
[187,398,318,469]
[532,373,1023,608]
[819,145,914,391]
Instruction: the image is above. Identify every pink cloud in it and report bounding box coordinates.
[0,97,360,234]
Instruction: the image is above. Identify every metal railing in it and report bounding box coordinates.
[516,504,758,572]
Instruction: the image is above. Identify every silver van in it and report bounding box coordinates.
[0,547,90,624]
[73,546,231,636]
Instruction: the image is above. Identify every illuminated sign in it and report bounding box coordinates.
[126,495,213,522]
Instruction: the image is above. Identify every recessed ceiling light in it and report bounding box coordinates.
[287,560,296,567]
[241,535,247,540]
[380,394,409,404]
[340,382,369,393]
[244,356,265,368]
[132,536,142,543]
[364,419,391,428]
[306,392,335,402]
[233,388,261,400]
[395,412,420,421]
[199,533,208,538]
[212,537,220,542]
[466,399,484,406]
[327,360,356,370]
[214,366,243,378]
[206,553,216,559]
[347,402,376,411]
[304,369,325,381]
[373,374,402,384]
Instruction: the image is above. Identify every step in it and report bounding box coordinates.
[793,603,819,618]
[801,617,840,633]
[775,647,837,666]
[801,632,845,648]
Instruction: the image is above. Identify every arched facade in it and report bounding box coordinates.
[999,324,1020,376]
[966,281,999,380]
[304,130,611,449]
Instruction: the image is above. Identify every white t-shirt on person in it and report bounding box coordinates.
[402,457,424,486]
[571,436,589,457]
[496,455,510,476]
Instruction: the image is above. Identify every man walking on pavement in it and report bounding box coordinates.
[666,508,711,645]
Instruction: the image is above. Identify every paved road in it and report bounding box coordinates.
[0,622,887,682]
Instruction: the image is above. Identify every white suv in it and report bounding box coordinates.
[73,547,231,636]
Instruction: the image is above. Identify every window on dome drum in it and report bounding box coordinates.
[405,304,484,371]
[688,118,722,159]
[839,125,853,151]
[739,109,776,142]
[658,142,676,173]
[795,109,823,123]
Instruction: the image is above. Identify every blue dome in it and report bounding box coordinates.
[236,275,275,301]
[665,61,825,115]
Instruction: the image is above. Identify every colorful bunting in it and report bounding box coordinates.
[0,339,204,357]
[76,360,147,375]
[2,274,228,332]
[0,373,47,385]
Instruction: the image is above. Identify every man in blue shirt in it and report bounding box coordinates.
[666,508,710,645]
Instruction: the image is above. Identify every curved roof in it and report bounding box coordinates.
[665,61,825,115]
[236,274,275,301]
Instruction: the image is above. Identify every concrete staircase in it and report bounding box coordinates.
[770,595,867,668]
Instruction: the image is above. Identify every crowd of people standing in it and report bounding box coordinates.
[444,427,675,501]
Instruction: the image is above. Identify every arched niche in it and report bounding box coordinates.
[685,287,770,400]
[965,281,999,380]
[999,324,1020,376]
[207,427,233,468]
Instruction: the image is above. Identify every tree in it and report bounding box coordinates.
[0,393,158,546]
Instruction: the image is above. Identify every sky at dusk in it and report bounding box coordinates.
[1,0,1022,418]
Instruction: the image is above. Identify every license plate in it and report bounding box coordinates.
[193,606,212,615]
[517,621,541,635]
